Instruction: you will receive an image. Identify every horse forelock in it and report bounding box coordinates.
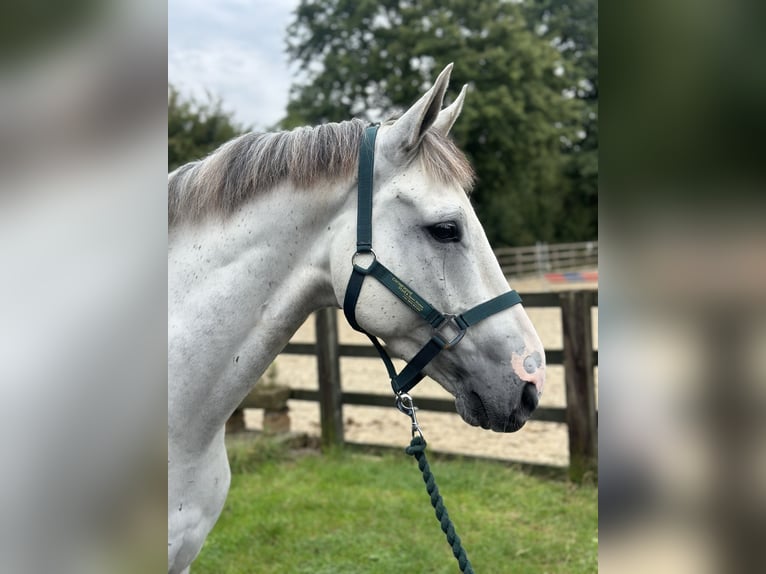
[167,118,474,226]
[418,130,475,193]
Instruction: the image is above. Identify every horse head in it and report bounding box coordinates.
[330,64,545,432]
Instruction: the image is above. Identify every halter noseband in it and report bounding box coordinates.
[342,125,523,401]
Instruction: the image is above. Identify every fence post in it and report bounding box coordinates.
[560,291,597,481]
[315,307,344,449]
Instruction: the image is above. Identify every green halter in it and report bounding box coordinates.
[343,125,523,398]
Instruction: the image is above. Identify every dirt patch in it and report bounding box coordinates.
[245,272,597,467]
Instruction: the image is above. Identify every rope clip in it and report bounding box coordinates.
[395,393,424,439]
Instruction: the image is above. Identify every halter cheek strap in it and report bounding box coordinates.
[343,125,522,397]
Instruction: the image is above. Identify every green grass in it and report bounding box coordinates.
[194,436,597,573]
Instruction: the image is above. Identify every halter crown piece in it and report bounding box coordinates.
[342,125,523,414]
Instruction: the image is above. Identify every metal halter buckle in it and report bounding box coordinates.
[432,314,467,349]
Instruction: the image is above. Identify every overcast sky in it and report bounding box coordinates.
[168,0,300,130]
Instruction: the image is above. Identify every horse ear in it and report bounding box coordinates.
[382,63,453,160]
[432,84,467,136]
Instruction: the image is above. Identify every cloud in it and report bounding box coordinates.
[168,0,299,130]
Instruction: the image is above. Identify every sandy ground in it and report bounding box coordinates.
[245,272,598,467]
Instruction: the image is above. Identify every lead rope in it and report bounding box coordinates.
[398,395,475,573]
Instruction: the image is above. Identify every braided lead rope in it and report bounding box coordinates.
[405,436,475,573]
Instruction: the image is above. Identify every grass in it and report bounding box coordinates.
[194,435,597,573]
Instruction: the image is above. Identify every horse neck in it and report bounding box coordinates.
[168,178,353,420]
[233,182,351,336]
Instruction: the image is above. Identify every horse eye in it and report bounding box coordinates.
[427,221,461,243]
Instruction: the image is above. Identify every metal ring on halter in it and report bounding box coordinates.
[432,314,467,349]
[351,249,377,272]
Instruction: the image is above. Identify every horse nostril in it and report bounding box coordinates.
[523,353,541,374]
[520,382,539,414]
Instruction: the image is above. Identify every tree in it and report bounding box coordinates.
[168,85,245,171]
[283,0,596,246]
[524,0,598,241]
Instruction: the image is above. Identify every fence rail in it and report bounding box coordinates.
[239,289,598,481]
[494,241,598,277]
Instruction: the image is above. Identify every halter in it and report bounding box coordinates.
[343,125,523,418]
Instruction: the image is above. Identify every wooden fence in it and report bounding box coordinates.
[239,290,598,481]
[494,241,598,277]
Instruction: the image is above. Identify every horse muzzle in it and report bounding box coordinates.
[456,377,541,433]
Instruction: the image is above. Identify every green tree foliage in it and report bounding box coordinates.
[283,0,597,246]
[168,85,244,171]
[524,0,598,241]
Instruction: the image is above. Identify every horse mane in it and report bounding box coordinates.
[168,117,475,226]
